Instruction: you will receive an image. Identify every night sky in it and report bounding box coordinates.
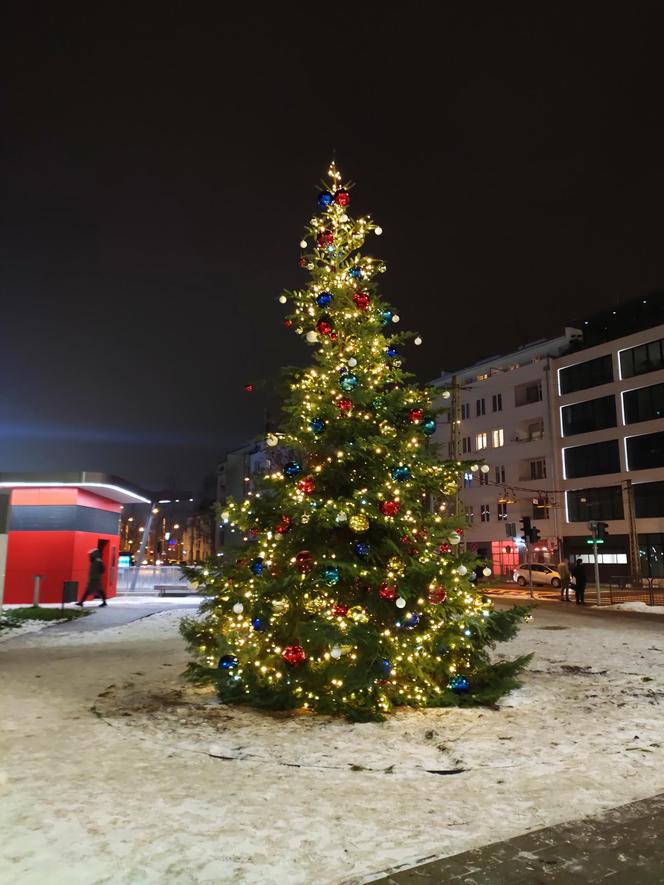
[2,7,664,491]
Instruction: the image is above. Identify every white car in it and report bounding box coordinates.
[513,564,561,588]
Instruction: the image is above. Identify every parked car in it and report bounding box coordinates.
[513,564,561,588]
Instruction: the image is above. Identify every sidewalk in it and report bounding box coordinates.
[45,598,200,633]
[369,792,664,883]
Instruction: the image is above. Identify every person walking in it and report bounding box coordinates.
[557,557,571,601]
[76,549,107,607]
[572,558,587,605]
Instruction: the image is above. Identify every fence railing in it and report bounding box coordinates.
[605,577,664,606]
[116,566,196,593]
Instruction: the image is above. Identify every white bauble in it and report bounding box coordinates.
[305,331,318,343]
[395,597,407,609]
[232,602,244,614]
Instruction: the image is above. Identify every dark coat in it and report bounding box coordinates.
[573,561,587,590]
[87,555,105,590]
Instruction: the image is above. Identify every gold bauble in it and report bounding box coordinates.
[272,598,290,613]
[387,556,405,576]
[349,513,370,533]
[348,606,369,623]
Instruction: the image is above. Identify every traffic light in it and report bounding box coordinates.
[520,516,532,543]
[529,525,541,544]
[597,522,609,541]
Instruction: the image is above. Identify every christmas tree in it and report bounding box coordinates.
[182,163,529,721]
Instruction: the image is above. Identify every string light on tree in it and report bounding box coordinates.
[181,162,528,722]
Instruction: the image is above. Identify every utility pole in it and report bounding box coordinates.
[588,521,601,606]
[623,479,641,586]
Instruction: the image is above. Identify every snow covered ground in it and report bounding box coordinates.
[1,605,663,884]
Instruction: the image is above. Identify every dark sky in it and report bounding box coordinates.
[2,6,663,492]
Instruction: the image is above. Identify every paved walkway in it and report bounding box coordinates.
[372,793,664,883]
[48,602,199,633]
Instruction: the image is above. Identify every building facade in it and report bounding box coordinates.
[432,331,580,577]
[551,320,664,580]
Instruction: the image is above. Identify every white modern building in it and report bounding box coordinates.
[431,330,580,577]
[551,311,664,582]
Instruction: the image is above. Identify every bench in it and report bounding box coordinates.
[155,585,197,597]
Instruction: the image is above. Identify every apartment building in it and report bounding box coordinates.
[431,330,580,576]
[551,308,664,581]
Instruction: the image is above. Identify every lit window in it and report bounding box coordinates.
[480,504,491,523]
[476,432,488,451]
[492,428,504,448]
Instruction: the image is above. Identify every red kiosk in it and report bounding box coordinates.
[0,472,150,605]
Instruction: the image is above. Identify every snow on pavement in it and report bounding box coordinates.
[1,606,663,884]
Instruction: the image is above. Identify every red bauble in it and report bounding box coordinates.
[276,515,292,534]
[235,558,247,567]
[329,331,338,341]
[379,583,398,600]
[401,535,417,554]
[337,398,352,412]
[284,318,293,328]
[317,319,333,336]
[380,500,400,517]
[439,543,450,554]
[353,292,370,311]
[298,476,316,495]
[248,529,259,539]
[282,645,306,666]
[428,585,447,605]
[455,528,464,536]
[332,604,349,617]
[295,550,313,573]
[244,384,254,393]
[299,258,307,267]
[409,408,424,424]
[317,230,334,247]
[335,189,350,207]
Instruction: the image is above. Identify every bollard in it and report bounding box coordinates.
[33,575,41,607]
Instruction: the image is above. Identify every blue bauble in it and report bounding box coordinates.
[404,612,420,629]
[422,417,436,436]
[218,654,238,670]
[379,658,392,677]
[385,345,398,358]
[340,373,358,392]
[317,191,333,208]
[323,566,340,586]
[316,292,333,307]
[391,465,411,482]
[381,310,393,326]
[283,461,302,478]
[354,542,370,558]
[310,417,326,434]
[349,266,363,279]
[449,675,470,693]
[250,559,264,576]
[252,617,264,631]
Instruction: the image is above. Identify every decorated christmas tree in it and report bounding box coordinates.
[182,163,529,721]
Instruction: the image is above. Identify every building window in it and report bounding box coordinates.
[530,459,547,480]
[561,395,617,437]
[532,497,550,519]
[479,471,489,486]
[464,505,474,525]
[564,439,620,478]
[461,403,470,420]
[620,338,664,379]
[463,471,473,489]
[462,436,472,454]
[566,486,624,522]
[476,398,486,416]
[497,502,507,520]
[559,354,613,395]
[626,431,664,471]
[527,421,544,441]
[495,465,506,484]
[492,393,503,412]
[515,381,543,406]
[491,428,504,448]
[634,482,664,518]
[476,432,488,450]
[623,383,664,425]
[480,504,490,523]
